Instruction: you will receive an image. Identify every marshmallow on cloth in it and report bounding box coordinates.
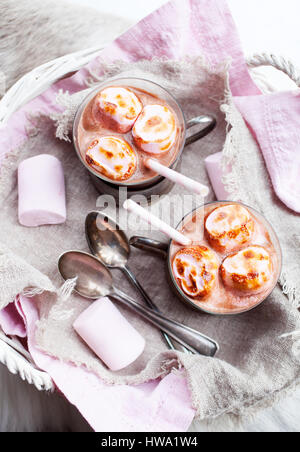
[18,154,66,227]
[73,297,145,371]
[86,136,137,181]
[92,86,143,133]
[132,104,177,154]
[204,152,230,201]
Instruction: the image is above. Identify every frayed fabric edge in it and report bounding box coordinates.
[50,88,91,142]
[50,56,232,143]
[57,277,78,303]
[280,272,300,308]
[192,377,300,431]
[21,287,46,298]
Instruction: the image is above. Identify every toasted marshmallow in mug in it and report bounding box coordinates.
[205,204,254,252]
[92,87,143,133]
[220,246,272,294]
[86,136,137,181]
[172,246,219,298]
[132,104,177,154]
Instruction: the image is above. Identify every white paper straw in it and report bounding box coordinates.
[123,199,192,246]
[145,158,209,197]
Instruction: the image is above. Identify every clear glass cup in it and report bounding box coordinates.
[130,201,282,316]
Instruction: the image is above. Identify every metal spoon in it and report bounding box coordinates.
[58,250,219,357]
[85,211,179,351]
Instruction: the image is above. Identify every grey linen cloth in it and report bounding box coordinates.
[0,57,299,421]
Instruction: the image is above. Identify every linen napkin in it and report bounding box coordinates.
[234,90,300,213]
[0,56,228,387]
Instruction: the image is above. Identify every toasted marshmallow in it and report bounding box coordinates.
[172,246,219,298]
[86,136,137,181]
[92,87,143,133]
[132,104,177,154]
[220,246,272,294]
[205,204,254,252]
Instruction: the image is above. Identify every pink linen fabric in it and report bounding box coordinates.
[1,0,298,431]
[0,302,26,338]
[234,90,300,213]
[92,0,260,97]
[0,296,194,432]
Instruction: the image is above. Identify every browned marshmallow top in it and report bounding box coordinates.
[77,85,183,184]
[170,203,279,314]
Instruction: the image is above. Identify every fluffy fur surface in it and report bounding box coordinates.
[0,0,131,91]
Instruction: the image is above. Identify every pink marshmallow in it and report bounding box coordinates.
[18,154,66,227]
[73,297,145,371]
[205,152,230,201]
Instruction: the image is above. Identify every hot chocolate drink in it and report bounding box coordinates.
[170,202,281,314]
[76,85,184,184]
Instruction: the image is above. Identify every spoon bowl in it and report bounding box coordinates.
[85,212,129,268]
[58,250,112,299]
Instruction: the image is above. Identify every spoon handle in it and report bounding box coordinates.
[129,236,168,258]
[122,265,190,353]
[112,288,219,357]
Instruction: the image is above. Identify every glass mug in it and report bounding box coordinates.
[73,77,216,203]
[130,201,282,316]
